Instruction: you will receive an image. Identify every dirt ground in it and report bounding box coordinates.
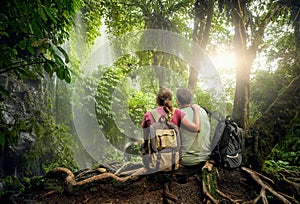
[8,167,258,204]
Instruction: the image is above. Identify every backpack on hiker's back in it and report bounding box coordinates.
[203,108,244,169]
[142,109,181,172]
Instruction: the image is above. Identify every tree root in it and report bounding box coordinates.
[280,172,300,195]
[241,167,292,204]
[202,182,219,204]
[47,166,144,193]
[216,189,243,204]
[45,163,298,203]
[114,162,145,176]
[75,167,107,180]
[200,162,298,204]
[278,192,300,204]
[163,182,178,204]
[201,160,219,204]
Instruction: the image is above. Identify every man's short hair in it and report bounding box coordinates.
[176,88,193,106]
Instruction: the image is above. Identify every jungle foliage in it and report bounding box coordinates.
[0,0,299,185]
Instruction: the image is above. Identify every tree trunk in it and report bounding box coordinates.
[143,8,171,88]
[244,75,300,171]
[230,1,281,129]
[188,0,214,90]
[231,1,250,129]
[153,52,166,88]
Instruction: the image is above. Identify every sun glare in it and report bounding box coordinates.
[210,52,236,73]
[208,52,237,86]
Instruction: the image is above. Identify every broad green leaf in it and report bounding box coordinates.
[0,31,9,37]
[57,46,70,63]
[17,68,35,79]
[56,66,65,80]
[31,38,49,47]
[43,7,57,24]
[35,66,44,77]
[27,45,35,56]
[54,54,64,65]
[38,7,48,21]
[44,62,52,74]
[12,49,18,55]
[64,68,71,83]
[31,21,42,37]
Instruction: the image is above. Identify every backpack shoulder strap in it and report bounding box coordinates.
[202,107,223,122]
[150,108,176,122]
[150,109,162,122]
[210,118,226,151]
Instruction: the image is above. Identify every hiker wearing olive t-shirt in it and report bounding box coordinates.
[176,88,211,166]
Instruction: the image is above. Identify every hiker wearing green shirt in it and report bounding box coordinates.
[176,88,212,166]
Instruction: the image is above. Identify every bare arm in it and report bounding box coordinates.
[181,104,200,133]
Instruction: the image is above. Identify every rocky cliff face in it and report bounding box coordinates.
[0,74,46,177]
[0,72,96,179]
